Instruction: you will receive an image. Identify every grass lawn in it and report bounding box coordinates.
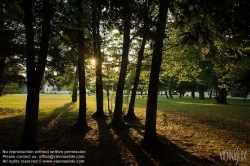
[0,94,249,165]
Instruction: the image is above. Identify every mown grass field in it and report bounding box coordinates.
[0,94,250,165]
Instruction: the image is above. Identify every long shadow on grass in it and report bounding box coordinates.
[122,118,216,166]
[38,102,89,150]
[92,117,124,165]
[0,115,24,150]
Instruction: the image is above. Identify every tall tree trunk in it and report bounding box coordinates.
[217,88,227,104]
[92,3,104,117]
[0,84,4,96]
[125,23,148,119]
[165,90,169,99]
[169,87,173,98]
[199,84,205,100]
[19,0,51,150]
[110,0,131,128]
[72,87,77,102]
[72,68,78,102]
[71,0,90,130]
[125,46,144,119]
[209,89,213,99]
[141,0,169,147]
[0,5,5,96]
[191,88,195,98]
[106,88,111,112]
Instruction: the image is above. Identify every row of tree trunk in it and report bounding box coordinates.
[18,0,229,150]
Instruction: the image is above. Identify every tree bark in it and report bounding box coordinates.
[106,88,111,112]
[165,91,169,99]
[0,84,4,96]
[217,88,227,104]
[92,2,104,117]
[199,84,205,100]
[191,88,195,98]
[72,68,78,102]
[110,0,131,128]
[72,87,77,102]
[179,91,182,98]
[209,89,213,99]
[71,0,90,130]
[19,0,51,150]
[125,18,149,119]
[169,87,173,98]
[141,0,169,147]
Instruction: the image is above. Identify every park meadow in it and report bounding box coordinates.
[0,94,249,165]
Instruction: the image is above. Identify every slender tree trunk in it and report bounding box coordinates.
[72,69,78,102]
[191,88,195,98]
[199,84,205,100]
[19,0,51,150]
[125,53,143,119]
[165,91,169,99]
[217,88,227,104]
[107,88,111,112]
[110,0,131,128]
[209,89,213,99]
[71,0,90,130]
[169,87,173,98]
[125,26,148,119]
[179,91,182,98]
[141,0,169,147]
[92,2,104,117]
[0,84,4,96]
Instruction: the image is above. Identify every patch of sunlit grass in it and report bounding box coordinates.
[133,96,250,165]
[1,94,250,165]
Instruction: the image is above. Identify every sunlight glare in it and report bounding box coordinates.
[91,59,96,67]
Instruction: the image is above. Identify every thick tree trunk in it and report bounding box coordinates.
[110,0,131,128]
[217,88,227,104]
[72,87,77,102]
[19,0,51,150]
[19,87,40,150]
[71,0,90,130]
[92,4,104,117]
[191,88,195,98]
[141,0,169,147]
[199,84,205,100]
